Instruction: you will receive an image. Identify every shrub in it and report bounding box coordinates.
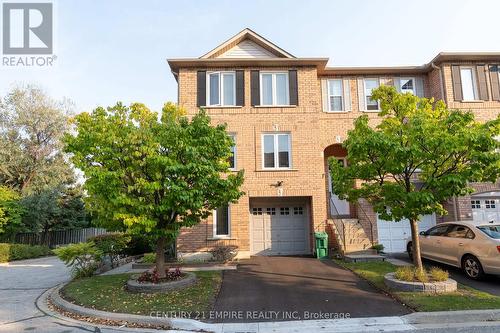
[0,243,51,262]
[142,252,156,264]
[414,268,429,283]
[88,233,131,267]
[123,233,155,256]
[53,242,102,278]
[137,267,183,284]
[210,246,238,263]
[371,244,384,253]
[394,266,415,282]
[430,266,449,282]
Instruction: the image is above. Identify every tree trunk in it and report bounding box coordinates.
[156,236,166,278]
[410,218,424,273]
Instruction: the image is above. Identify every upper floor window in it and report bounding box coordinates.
[228,134,236,170]
[327,79,343,111]
[213,205,230,238]
[207,71,235,106]
[364,78,380,111]
[262,133,291,169]
[460,67,478,101]
[400,78,415,94]
[260,72,289,106]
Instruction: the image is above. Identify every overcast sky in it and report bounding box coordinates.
[1,0,499,113]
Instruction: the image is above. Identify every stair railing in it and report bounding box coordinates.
[355,200,375,246]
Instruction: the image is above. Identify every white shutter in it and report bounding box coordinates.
[415,77,424,97]
[357,78,366,111]
[343,78,351,111]
[393,77,401,92]
[321,79,329,111]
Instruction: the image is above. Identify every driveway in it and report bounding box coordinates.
[213,256,410,323]
[388,253,500,296]
[0,256,160,333]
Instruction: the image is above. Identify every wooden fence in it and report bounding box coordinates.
[14,227,108,248]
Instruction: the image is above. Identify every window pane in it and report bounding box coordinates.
[222,73,235,105]
[276,73,289,105]
[263,135,275,168]
[329,80,343,96]
[460,68,476,100]
[400,78,414,93]
[278,135,290,167]
[262,74,273,105]
[215,206,229,235]
[365,79,379,91]
[209,73,220,105]
[330,96,343,111]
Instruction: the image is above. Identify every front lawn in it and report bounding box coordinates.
[336,260,500,311]
[61,271,221,315]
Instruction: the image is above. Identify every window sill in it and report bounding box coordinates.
[254,105,297,108]
[202,105,243,109]
[256,168,298,172]
[323,110,351,114]
[457,100,484,103]
[361,110,381,113]
[207,237,237,241]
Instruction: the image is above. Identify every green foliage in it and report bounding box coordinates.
[123,233,155,256]
[370,244,384,253]
[88,232,131,267]
[142,252,156,263]
[63,102,244,273]
[0,86,75,194]
[19,186,90,241]
[53,242,102,278]
[394,266,416,282]
[0,186,24,237]
[0,243,51,262]
[430,266,449,282]
[330,86,500,223]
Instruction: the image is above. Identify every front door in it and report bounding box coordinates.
[328,158,350,216]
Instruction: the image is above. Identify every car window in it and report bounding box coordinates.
[446,224,474,239]
[477,225,500,239]
[427,225,450,236]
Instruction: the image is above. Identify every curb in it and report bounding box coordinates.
[403,309,500,325]
[48,283,219,332]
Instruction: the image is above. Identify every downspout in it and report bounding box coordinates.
[431,62,447,104]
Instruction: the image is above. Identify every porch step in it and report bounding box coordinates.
[344,254,385,263]
[330,218,373,256]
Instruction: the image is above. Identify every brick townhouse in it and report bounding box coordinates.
[167,28,500,259]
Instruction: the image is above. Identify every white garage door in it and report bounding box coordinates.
[377,214,436,253]
[472,198,500,222]
[251,204,309,255]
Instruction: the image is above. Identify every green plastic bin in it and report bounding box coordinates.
[314,231,328,259]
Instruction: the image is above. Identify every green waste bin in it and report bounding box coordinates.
[314,231,328,259]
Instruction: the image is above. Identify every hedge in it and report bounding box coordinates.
[0,243,51,262]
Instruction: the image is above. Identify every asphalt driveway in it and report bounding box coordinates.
[213,256,410,323]
[388,253,500,296]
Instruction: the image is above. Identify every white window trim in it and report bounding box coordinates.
[229,134,236,171]
[213,205,231,238]
[399,77,416,94]
[206,71,236,106]
[460,67,479,101]
[261,133,292,170]
[364,78,380,112]
[259,71,290,106]
[327,79,344,112]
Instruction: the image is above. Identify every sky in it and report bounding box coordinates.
[1,0,500,113]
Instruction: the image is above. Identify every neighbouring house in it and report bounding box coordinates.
[167,28,500,258]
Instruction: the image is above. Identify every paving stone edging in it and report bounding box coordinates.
[384,272,457,293]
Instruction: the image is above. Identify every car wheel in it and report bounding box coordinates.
[462,255,485,280]
[407,242,413,261]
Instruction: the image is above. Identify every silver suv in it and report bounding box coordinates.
[407,221,500,280]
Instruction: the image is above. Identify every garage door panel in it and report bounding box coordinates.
[251,203,309,255]
[377,214,436,253]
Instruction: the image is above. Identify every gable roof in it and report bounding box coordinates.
[200,28,295,59]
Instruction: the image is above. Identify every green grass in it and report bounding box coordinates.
[61,271,221,315]
[336,260,500,311]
